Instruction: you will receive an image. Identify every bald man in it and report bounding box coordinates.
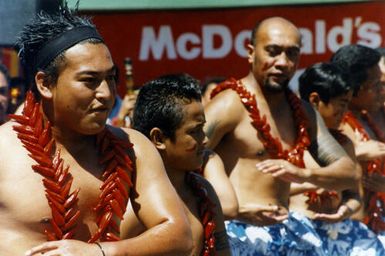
[204,17,359,255]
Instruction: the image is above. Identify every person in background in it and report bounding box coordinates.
[201,77,225,106]
[0,4,192,256]
[375,47,385,110]
[331,45,385,240]
[129,74,232,255]
[109,58,137,128]
[0,63,10,124]
[296,62,384,255]
[204,16,358,255]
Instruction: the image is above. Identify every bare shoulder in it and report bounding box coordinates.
[207,88,245,115]
[0,121,23,160]
[107,125,162,171]
[107,125,154,152]
[205,89,245,146]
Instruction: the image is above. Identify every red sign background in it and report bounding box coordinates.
[87,2,385,95]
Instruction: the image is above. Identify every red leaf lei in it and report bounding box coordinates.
[211,78,310,167]
[211,79,340,206]
[342,110,385,233]
[9,91,134,242]
[186,171,217,256]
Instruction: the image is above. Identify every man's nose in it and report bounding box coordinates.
[275,52,289,67]
[96,79,114,103]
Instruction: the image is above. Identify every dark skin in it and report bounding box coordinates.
[0,43,192,256]
[204,17,358,226]
[121,100,231,255]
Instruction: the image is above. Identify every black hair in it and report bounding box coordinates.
[133,73,201,141]
[299,62,351,104]
[376,47,385,58]
[331,44,380,90]
[15,3,102,98]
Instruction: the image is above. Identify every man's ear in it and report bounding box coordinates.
[247,44,255,64]
[309,92,321,108]
[35,71,53,99]
[149,127,166,150]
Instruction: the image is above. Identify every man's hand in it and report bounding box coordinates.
[25,240,103,256]
[354,132,385,161]
[256,159,310,183]
[237,203,288,226]
[313,204,353,223]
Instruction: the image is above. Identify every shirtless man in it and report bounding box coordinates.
[0,6,192,256]
[296,62,384,255]
[127,74,233,255]
[204,17,358,255]
[333,45,385,240]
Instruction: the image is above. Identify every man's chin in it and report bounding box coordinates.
[265,82,287,93]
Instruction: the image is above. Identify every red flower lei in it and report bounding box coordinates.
[9,91,134,242]
[186,171,216,256]
[342,111,385,233]
[211,78,310,167]
[360,110,385,142]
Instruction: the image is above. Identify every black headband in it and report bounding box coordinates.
[34,26,104,69]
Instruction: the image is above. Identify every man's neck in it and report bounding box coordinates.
[51,125,97,157]
[166,167,190,197]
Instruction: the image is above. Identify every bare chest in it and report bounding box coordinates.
[0,156,106,240]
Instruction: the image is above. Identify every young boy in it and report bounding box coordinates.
[128,74,232,255]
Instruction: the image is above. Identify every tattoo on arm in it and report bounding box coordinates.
[214,230,230,251]
[309,133,347,166]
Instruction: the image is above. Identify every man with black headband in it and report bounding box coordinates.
[0,5,192,256]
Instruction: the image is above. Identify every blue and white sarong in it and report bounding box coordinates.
[377,231,385,247]
[226,212,326,256]
[313,219,385,256]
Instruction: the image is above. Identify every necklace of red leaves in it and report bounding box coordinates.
[186,171,216,256]
[9,91,134,242]
[210,78,343,205]
[211,78,310,167]
[342,110,385,233]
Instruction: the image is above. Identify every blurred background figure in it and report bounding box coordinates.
[376,47,385,110]
[0,64,10,124]
[109,57,138,127]
[201,76,225,106]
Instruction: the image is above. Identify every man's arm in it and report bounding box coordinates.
[203,151,238,219]
[306,110,360,190]
[204,89,243,150]
[103,129,193,256]
[25,129,193,256]
[258,109,360,191]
